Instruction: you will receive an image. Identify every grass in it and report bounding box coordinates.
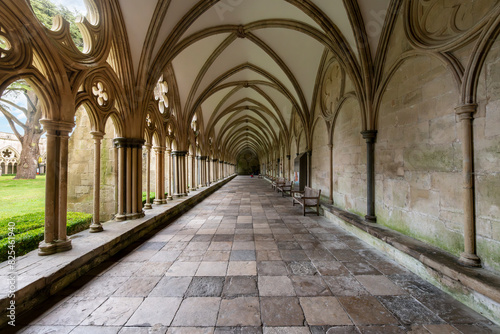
[0,175,46,220]
[0,175,92,261]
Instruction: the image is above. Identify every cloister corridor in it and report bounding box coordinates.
[11,176,499,334]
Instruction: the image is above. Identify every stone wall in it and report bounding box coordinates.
[376,52,464,257]
[475,36,500,272]
[332,98,366,216]
[311,117,330,200]
[68,108,116,222]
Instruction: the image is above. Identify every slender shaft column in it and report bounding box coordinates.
[207,157,211,186]
[328,144,334,204]
[38,120,74,255]
[90,132,104,232]
[144,144,152,209]
[190,154,196,190]
[286,155,291,181]
[117,142,126,218]
[137,145,143,210]
[186,153,190,193]
[166,149,173,200]
[181,153,188,195]
[114,145,118,215]
[456,104,481,267]
[172,151,188,197]
[361,130,377,222]
[153,146,164,204]
[126,146,132,214]
[132,147,138,214]
[113,138,145,220]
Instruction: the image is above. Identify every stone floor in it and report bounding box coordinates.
[14,176,500,334]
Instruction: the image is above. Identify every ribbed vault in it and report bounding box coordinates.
[116,0,391,162]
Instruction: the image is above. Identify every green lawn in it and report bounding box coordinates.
[0,175,93,261]
[0,175,46,220]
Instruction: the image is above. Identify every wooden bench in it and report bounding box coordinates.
[272,177,285,191]
[277,180,293,197]
[292,186,321,216]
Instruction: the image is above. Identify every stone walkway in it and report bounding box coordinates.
[15,176,499,334]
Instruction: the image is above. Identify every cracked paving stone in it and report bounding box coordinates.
[185,276,225,297]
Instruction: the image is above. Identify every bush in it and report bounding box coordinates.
[141,192,168,205]
[0,211,92,262]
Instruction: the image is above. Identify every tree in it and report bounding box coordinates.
[30,0,84,50]
[0,81,45,179]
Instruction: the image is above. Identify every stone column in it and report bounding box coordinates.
[212,159,217,182]
[207,156,211,186]
[361,130,377,222]
[286,155,291,180]
[143,144,152,209]
[328,144,334,204]
[38,120,74,255]
[166,148,173,200]
[116,140,126,218]
[90,131,104,232]
[186,152,190,193]
[172,151,188,197]
[456,104,481,267]
[153,146,165,204]
[113,138,145,221]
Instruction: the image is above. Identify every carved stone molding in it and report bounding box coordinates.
[405,0,500,51]
[320,58,345,120]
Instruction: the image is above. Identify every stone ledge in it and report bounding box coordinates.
[320,202,500,325]
[0,175,236,328]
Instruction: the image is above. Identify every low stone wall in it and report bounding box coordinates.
[0,175,236,329]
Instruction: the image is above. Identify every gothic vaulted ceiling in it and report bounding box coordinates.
[118,0,390,158]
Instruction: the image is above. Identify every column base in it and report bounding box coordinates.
[153,199,163,205]
[38,238,72,256]
[167,196,173,201]
[459,252,482,267]
[161,199,168,204]
[89,223,104,233]
[365,215,377,223]
[144,203,152,210]
[115,211,145,221]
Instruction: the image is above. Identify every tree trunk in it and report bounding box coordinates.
[14,132,41,179]
[14,90,43,179]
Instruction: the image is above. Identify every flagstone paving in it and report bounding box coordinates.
[15,176,500,333]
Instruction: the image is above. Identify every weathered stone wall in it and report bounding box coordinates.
[376,53,464,257]
[311,117,330,200]
[332,98,367,216]
[68,108,116,221]
[475,36,500,272]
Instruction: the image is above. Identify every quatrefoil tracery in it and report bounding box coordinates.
[91,81,109,107]
[154,75,169,115]
[0,31,12,59]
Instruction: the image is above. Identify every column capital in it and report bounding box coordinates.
[90,131,104,140]
[361,130,378,143]
[455,103,477,121]
[143,143,152,150]
[172,150,188,156]
[113,137,145,148]
[40,119,75,135]
[153,146,166,153]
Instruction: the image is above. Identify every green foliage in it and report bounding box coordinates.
[0,211,92,262]
[30,0,84,50]
[141,192,169,205]
[0,175,46,220]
